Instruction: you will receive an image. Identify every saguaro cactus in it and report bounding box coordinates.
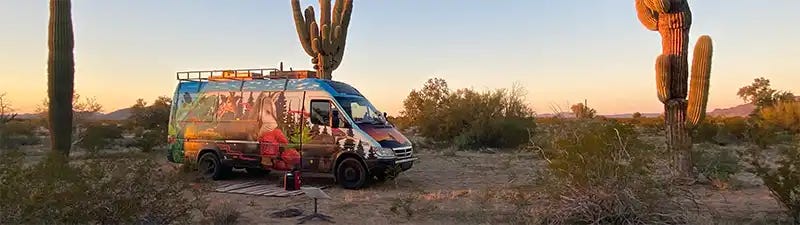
[635,0,714,178]
[48,0,75,157]
[291,0,353,80]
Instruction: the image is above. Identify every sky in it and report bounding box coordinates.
[1,1,798,116]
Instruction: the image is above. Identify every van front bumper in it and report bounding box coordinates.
[368,157,417,173]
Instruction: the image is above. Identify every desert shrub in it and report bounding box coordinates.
[758,101,800,134]
[134,128,166,152]
[691,120,718,143]
[635,117,664,133]
[691,143,741,189]
[390,193,418,217]
[533,119,687,224]
[0,120,40,149]
[204,202,241,225]
[454,117,533,150]
[77,123,123,152]
[745,119,783,149]
[401,78,536,150]
[716,117,748,141]
[0,152,206,224]
[745,140,800,223]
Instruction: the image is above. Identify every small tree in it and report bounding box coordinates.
[400,78,451,139]
[737,77,796,109]
[0,93,19,150]
[570,102,596,119]
[0,93,17,124]
[127,97,171,152]
[632,112,643,119]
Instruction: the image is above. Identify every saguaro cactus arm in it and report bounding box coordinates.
[686,35,713,127]
[291,0,314,56]
[655,54,672,104]
[635,0,658,31]
[643,0,670,13]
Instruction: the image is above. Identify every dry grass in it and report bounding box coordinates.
[5,136,792,224]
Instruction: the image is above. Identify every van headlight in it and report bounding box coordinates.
[376,147,395,158]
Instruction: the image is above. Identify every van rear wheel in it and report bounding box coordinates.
[198,152,230,180]
[336,158,367,189]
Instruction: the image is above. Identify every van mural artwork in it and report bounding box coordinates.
[167,69,416,189]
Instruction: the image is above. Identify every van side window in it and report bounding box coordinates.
[310,100,331,126]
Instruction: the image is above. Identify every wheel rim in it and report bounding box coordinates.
[201,158,215,176]
[342,162,361,183]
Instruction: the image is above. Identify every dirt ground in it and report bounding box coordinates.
[193,149,788,225]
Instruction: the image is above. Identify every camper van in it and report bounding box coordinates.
[166,68,415,189]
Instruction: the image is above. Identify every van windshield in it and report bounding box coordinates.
[335,96,388,126]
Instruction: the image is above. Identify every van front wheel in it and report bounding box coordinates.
[336,158,367,189]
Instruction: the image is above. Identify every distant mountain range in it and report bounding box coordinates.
[12,101,763,121]
[15,108,133,121]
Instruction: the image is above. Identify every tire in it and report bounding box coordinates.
[198,152,231,180]
[246,167,271,176]
[336,157,367,189]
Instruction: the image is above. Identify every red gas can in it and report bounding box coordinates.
[284,170,302,191]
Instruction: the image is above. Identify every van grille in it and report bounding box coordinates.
[393,147,413,158]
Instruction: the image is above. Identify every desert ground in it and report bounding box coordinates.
[183,147,787,225]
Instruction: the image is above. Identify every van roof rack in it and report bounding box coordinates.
[177,64,319,81]
[176,68,281,82]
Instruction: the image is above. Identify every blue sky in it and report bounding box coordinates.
[1,1,798,115]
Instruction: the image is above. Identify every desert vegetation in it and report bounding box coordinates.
[399,78,535,151]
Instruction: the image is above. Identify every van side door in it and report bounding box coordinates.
[304,98,350,173]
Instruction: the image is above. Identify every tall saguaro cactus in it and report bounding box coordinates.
[48,0,75,157]
[635,0,714,178]
[291,0,353,80]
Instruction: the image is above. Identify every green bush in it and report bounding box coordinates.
[401,78,536,150]
[533,119,687,224]
[759,101,800,134]
[454,117,534,150]
[134,128,166,152]
[691,143,741,189]
[745,140,800,223]
[204,202,241,225]
[715,117,748,144]
[745,119,782,149]
[0,152,206,224]
[0,120,40,149]
[77,123,123,152]
[692,120,718,144]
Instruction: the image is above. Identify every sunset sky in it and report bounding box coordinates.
[1,1,798,116]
